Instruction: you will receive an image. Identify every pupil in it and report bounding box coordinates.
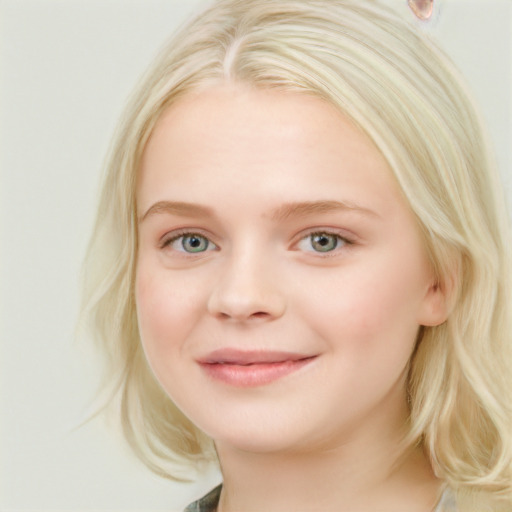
[312,233,337,252]
[183,235,207,252]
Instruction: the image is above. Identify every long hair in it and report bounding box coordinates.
[81,1,512,508]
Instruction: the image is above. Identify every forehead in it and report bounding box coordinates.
[137,84,403,216]
[143,86,358,163]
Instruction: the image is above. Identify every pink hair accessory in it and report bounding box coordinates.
[408,0,434,20]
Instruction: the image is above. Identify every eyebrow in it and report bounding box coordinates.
[139,199,378,223]
[140,201,214,222]
[269,200,379,221]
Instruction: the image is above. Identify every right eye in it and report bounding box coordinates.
[162,233,217,253]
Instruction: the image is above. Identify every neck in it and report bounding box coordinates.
[215,399,441,512]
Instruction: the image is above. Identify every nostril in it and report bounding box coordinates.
[207,279,286,321]
[215,310,272,321]
[252,311,270,319]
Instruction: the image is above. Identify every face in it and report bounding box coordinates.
[136,85,446,455]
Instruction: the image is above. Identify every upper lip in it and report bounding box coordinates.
[198,348,316,365]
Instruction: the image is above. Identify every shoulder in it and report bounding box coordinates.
[183,485,222,512]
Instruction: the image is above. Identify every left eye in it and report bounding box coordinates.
[298,232,346,253]
[165,233,216,253]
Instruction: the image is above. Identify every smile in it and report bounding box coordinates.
[198,349,317,387]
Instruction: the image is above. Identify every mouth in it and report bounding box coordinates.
[197,349,317,387]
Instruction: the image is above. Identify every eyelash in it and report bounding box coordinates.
[159,229,355,256]
[160,230,217,254]
[296,230,354,255]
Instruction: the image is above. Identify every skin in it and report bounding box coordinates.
[136,84,449,511]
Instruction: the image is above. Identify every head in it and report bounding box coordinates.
[82,0,512,505]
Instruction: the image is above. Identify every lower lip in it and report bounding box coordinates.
[199,358,315,387]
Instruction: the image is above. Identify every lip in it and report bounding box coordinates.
[197,349,317,387]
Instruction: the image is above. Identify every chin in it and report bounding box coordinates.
[215,435,303,455]
[206,417,320,456]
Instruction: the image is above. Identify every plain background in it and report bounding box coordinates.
[0,1,510,510]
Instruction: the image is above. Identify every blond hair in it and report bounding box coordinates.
[81,1,512,508]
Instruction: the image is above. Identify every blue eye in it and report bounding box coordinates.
[165,233,216,253]
[299,232,345,253]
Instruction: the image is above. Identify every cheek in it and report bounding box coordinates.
[135,263,205,365]
[301,256,427,356]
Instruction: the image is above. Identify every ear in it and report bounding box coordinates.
[417,268,458,327]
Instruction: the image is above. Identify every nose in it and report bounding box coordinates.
[207,249,286,322]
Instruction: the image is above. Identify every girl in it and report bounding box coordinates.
[82,1,512,510]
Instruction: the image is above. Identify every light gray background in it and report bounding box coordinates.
[1,1,510,510]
